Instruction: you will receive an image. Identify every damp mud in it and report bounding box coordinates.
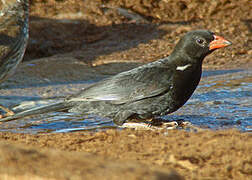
[0,0,251,179]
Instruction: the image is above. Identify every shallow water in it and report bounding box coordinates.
[0,69,251,133]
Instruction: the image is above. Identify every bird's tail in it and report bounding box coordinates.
[0,101,72,122]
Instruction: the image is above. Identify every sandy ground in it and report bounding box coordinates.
[1,129,252,180]
[0,0,251,179]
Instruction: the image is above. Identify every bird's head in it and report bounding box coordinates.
[174,30,232,62]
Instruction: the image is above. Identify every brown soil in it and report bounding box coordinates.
[0,0,252,179]
[0,129,252,180]
[26,0,252,69]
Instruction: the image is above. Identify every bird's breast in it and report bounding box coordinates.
[169,65,202,109]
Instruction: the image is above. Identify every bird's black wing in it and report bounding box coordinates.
[69,63,174,104]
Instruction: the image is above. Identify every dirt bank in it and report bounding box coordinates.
[26,0,252,69]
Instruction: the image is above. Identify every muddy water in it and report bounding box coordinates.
[0,69,251,133]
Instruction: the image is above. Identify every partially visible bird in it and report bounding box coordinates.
[0,0,29,118]
[0,30,231,125]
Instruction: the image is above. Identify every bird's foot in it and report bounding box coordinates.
[120,118,179,130]
[120,122,177,130]
[175,120,204,131]
[120,118,203,131]
[0,105,14,119]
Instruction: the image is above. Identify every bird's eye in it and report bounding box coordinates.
[196,38,205,46]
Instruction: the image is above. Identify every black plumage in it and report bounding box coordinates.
[0,30,231,124]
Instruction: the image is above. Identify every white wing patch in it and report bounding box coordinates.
[176,64,192,71]
[69,95,120,102]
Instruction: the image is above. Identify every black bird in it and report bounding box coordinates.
[0,30,231,124]
[0,0,29,118]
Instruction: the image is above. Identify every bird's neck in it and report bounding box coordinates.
[169,50,204,67]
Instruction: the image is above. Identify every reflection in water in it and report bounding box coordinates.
[0,69,251,133]
[170,74,252,132]
[0,112,115,133]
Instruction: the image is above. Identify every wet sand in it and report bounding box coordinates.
[0,0,252,179]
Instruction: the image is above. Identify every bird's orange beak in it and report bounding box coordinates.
[209,35,232,50]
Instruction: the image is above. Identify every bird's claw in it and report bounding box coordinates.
[0,105,14,119]
[178,121,204,131]
[147,122,153,128]
[161,121,179,129]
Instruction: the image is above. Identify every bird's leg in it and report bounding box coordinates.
[0,105,14,118]
[145,117,163,126]
[147,118,179,129]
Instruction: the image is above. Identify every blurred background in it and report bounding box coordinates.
[26,0,251,69]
